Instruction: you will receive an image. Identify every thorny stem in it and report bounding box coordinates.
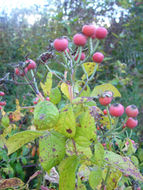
[45,64,65,82]
[31,70,39,94]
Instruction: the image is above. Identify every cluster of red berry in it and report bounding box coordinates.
[0,91,6,110]
[15,59,36,77]
[53,25,107,63]
[33,96,50,105]
[99,91,139,129]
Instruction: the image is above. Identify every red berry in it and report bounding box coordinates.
[0,106,2,110]
[103,109,107,115]
[0,91,5,96]
[97,126,100,130]
[64,48,70,55]
[33,101,38,105]
[53,38,68,51]
[26,59,36,70]
[99,97,112,106]
[109,103,124,117]
[82,24,96,37]
[122,124,126,129]
[126,117,138,129]
[0,101,6,106]
[73,33,87,46]
[93,52,104,63]
[95,27,108,39]
[91,31,96,39]
[102,143,106,147]
[75,52,85,61]
[137,187,141,190]
[125,105,139,117]
[20,67,28,76]
[15,68,20,76]
[46,97,50,101]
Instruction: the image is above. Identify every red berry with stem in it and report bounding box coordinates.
[109,103,124,117]
[26,59,36,70]
[53,38,68,51]
[75,52,85,61]
[0,101,6,106]
[95,27,108,39]
[103,109,107,115]
[125,105,139,117]
[73,33,87,46]
[126,117,138,129]
[0,91,5,96]
[99,91,113,106]
[93,52,104,63]
[82,24,96,37]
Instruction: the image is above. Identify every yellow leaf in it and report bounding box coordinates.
[61,83,73,101]
[91,83,121,98]
[82,62,98,79]
[40,72,52,96]
[12,99,22,122]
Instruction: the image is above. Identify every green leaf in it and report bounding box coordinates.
[55,105,76,138]
[75,81,91,97]
[40,72,52,96]
[104,151,143,181]
[91,143,104,167]
[39,131,66,171]
[91,83,121,98]
[138,148,143,162]
[1,115,10,128]
[49,87,61,104]
[6,131,43,155]
[74,110,96,147]
[59,155,80,190]
[89,168,102,189]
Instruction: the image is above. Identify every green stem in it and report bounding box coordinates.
[129,129,133,138]
[106,105,112,129]
[88,37,93,55]
[75,46,82,64]
[62,52,68,65]
[104,167,110,185]
[31,70,39,94]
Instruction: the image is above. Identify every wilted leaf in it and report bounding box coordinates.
[102,168,122,190]
[40,72,52,96]
[0,178,24,189]
[104,151,143,181]
[61,82,73,101]
[59,155,80,190]
[39,131,66,171]
[91,83,121,98]
[6,130,44,155]
[82,62,98,79]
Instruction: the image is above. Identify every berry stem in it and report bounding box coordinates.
[88,37,93,55]
[106,105,112,129]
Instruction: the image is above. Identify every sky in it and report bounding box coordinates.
[0,0,47,12]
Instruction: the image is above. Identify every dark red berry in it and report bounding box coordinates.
[53,38,68,51]
[126,117,138,129]
[93,52,104,63]
[122,124,126,129]
[95,27,108,39]
[73,33,87,46]
[109,103,124,117]
[0,91,5,96]
[46,97,50,101]
[125,105,139,117]
[82,25,96,37]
